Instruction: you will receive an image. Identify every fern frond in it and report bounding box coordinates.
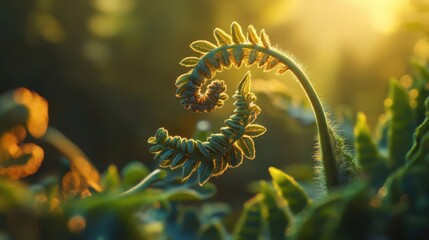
[153,22,344,190]
[176,21,290,113]
[149,72,266,185]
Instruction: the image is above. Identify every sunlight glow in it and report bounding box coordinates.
[88,14,123,38]
[92,0,135,14]
[345,0,406,34]
[35,14,64,43]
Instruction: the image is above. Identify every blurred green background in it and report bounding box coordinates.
[1,0,429,203]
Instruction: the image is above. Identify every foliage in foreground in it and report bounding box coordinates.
[1,22,429,240]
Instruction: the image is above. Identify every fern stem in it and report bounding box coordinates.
[272,50,340,189]
[204,44,341,189]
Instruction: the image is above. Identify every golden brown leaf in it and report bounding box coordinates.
[13,88,49,138]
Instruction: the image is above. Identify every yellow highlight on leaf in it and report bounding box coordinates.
[13,88,49,138]
[0,143,44,179]
[43,127,103,193]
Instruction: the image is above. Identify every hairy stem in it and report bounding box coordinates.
[207,44,340,189]
[274,51,340,189]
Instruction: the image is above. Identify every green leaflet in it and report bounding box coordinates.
[213,28,233,46]
[235,136,255,159]
[260,29,271,48]
[190,40,216,54]
[261,181,291,240]
[244,124,267,137]
[231,22,246,44]
[233,194,264,240]
[247,25,260,44]
[180,57,200,67]
[268,167,310,215]
[387,79,413,170]
[232,47,244,67]
[197,161,212,185]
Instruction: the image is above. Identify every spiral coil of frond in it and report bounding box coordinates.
[175,22,289,113]
[150,22,343,190]
[149,72,266,185]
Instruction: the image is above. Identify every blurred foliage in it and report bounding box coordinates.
[0,160,218,239]
[230,62,429,239]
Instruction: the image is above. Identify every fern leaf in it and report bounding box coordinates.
[244,124,267,137]
[265,59,280,71]
[219,49,232,69]
[260,29,271,48]
[197,161,212,185]
[149,72,265,185]
[235,136,255,159]
[232,47,244,68]
[206,52,222,71]
[182,158,199,180]
[258,54,270,67]
[212,155,228,176]
[226,146,244,168]
[276,65,289,75]
[247,25,260,44]
[238,72,251,95]
[171,153,187,169]
[214,28,232,46]
[179,57,200,67]
[190,40,216,54]
[247,50,258,66]
[196,140,211,160]
[231,22,246,44]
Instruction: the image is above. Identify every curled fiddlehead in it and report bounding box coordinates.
[150,22,343,190]
[149,72,266,185]
[175,22,287,113]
